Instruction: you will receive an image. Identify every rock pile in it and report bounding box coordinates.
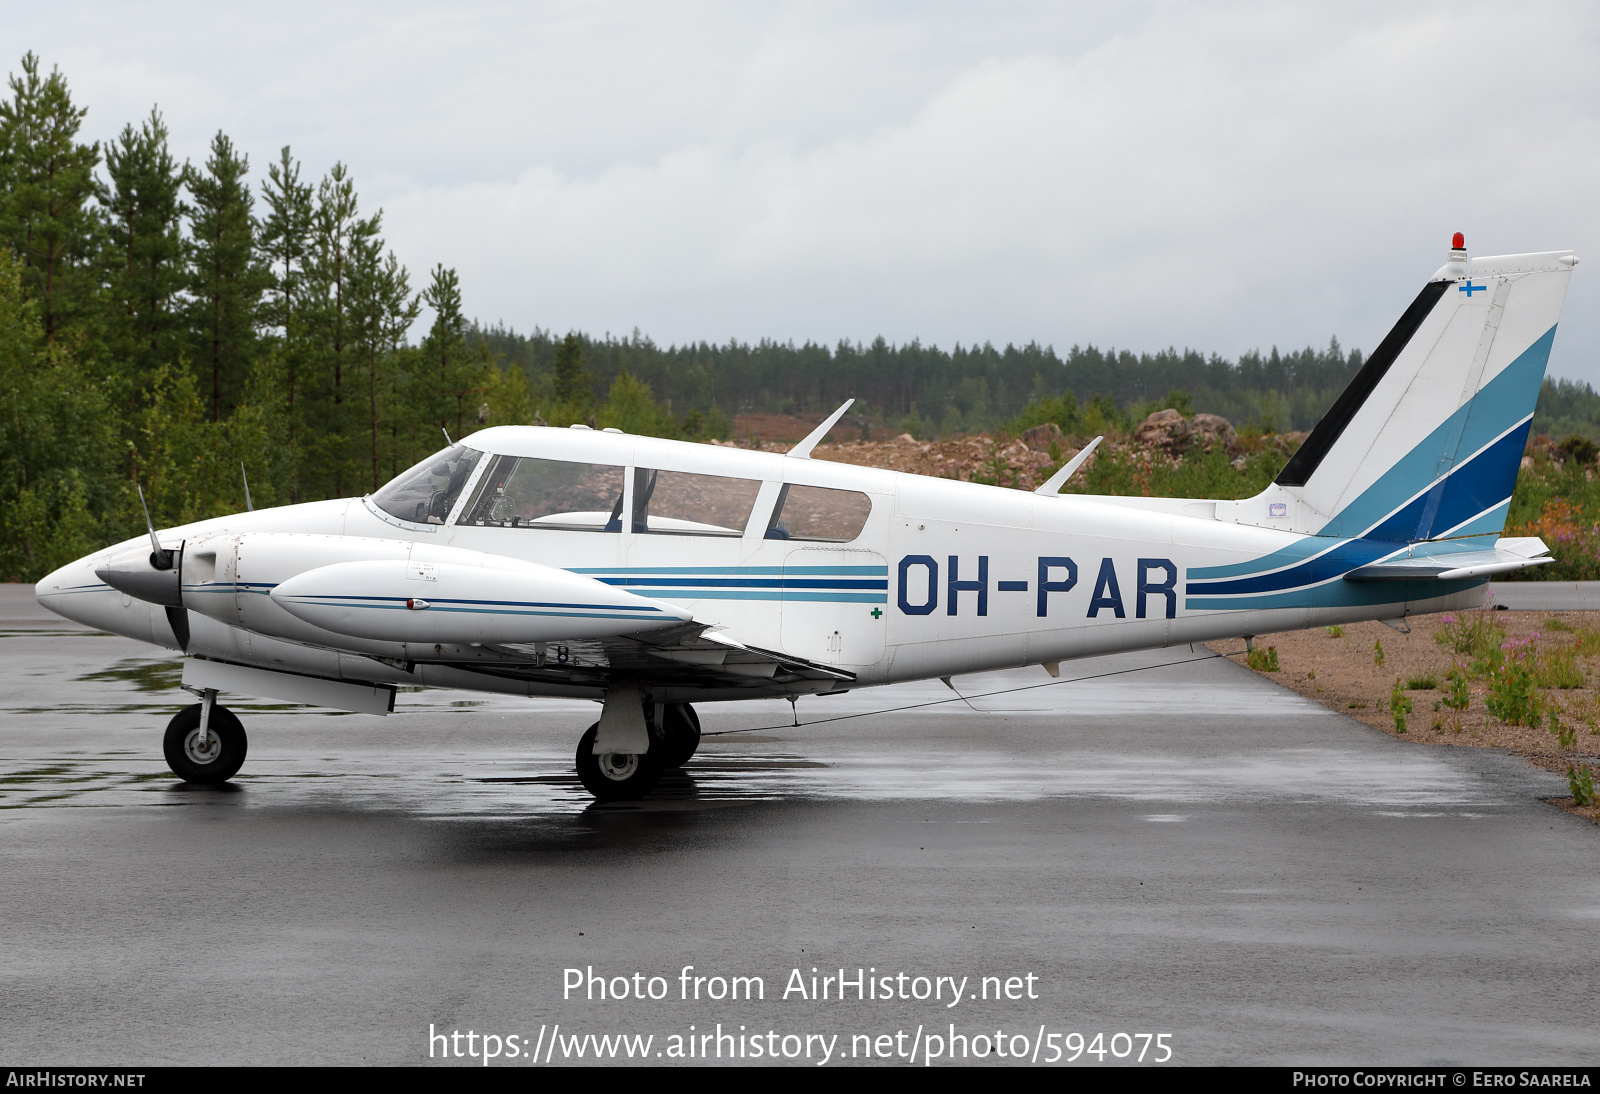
[711,408,1305,491]
[808,432,1065,491]
[1131,409,1189,452]
[1189,413,1238,451]
[1131,408,1238,454]
[1020,422,1064,450]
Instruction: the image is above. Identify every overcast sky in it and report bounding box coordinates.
[8,2,1599,381]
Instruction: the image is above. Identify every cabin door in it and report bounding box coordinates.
[779,548,889,668]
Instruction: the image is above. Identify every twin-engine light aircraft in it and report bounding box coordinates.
[38,237,1576,800]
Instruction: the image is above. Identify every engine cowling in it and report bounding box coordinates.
[95,543,183,607]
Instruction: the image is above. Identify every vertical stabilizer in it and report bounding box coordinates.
[1218,237,1576,542]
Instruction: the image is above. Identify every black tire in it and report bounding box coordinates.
[575,721,664,801]
[660,703,701,768]
[163,703,247,784]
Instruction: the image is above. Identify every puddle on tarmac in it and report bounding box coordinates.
[0,740,1515,821]
[75,658,183,692]
[0,638,1526,821]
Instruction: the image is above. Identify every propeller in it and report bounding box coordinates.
[97,484,184,608]
[137,485,177,571]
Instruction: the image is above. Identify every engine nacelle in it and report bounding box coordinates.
[180,533,408,638]
[179,532,689,648]
[271,558,687,645]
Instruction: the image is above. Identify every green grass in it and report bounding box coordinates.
[1503,453,1600,581]
[1435,613,1506,659]
[1537,645,1586,689]
[1247,646,1280,672]
[1068,443,1285,500]
[1571,765,1596,806]
[1404,674,1439,690]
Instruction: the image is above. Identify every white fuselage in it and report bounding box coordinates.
[37,426,1483,706]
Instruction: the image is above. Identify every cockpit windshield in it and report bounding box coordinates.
[371,445,483,524]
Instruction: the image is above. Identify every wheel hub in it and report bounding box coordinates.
[184,728,222,765]
[597,752,639,781]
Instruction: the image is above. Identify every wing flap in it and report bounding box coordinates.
[405,621,854,695]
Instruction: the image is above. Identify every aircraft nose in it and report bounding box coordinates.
[35,553,113,626]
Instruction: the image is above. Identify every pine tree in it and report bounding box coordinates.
[258,146,314,497]
[100,107,185,402]
[422,264,464,358]
[259,147,313,337]
[301,163,376,496]
[551,332,594,421]
[308,163,364,404]
[347,223,417,491]
[185,131,267,421]
[0,52,101,344]
[420,264,475,441]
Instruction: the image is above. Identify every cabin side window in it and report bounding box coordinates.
[461,456,626,531]
[764,484,872,542]
[372,444,483,525]
[632,468,762,536]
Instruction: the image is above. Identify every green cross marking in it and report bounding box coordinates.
[870,607,883,619]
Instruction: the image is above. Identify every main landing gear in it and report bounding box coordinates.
[163,689,248,784]
[575,700,700,802]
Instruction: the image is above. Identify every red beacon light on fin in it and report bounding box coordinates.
[1437,232,1470,280]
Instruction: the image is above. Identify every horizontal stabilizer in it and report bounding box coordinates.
[1343,537,1551,582]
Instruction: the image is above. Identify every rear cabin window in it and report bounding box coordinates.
[372,444,483,525]
[765,484,872,542]
[462,456,626,531]
[632,468,762,536]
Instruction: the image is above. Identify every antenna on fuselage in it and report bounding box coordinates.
[1033,435,1103,496]
[787,399,855,459]
[240,463,254,512]
[442,427,453,445]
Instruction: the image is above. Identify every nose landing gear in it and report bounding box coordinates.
[163,693,248,784]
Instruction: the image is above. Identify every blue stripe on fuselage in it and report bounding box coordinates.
[1186,576,1483,611]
